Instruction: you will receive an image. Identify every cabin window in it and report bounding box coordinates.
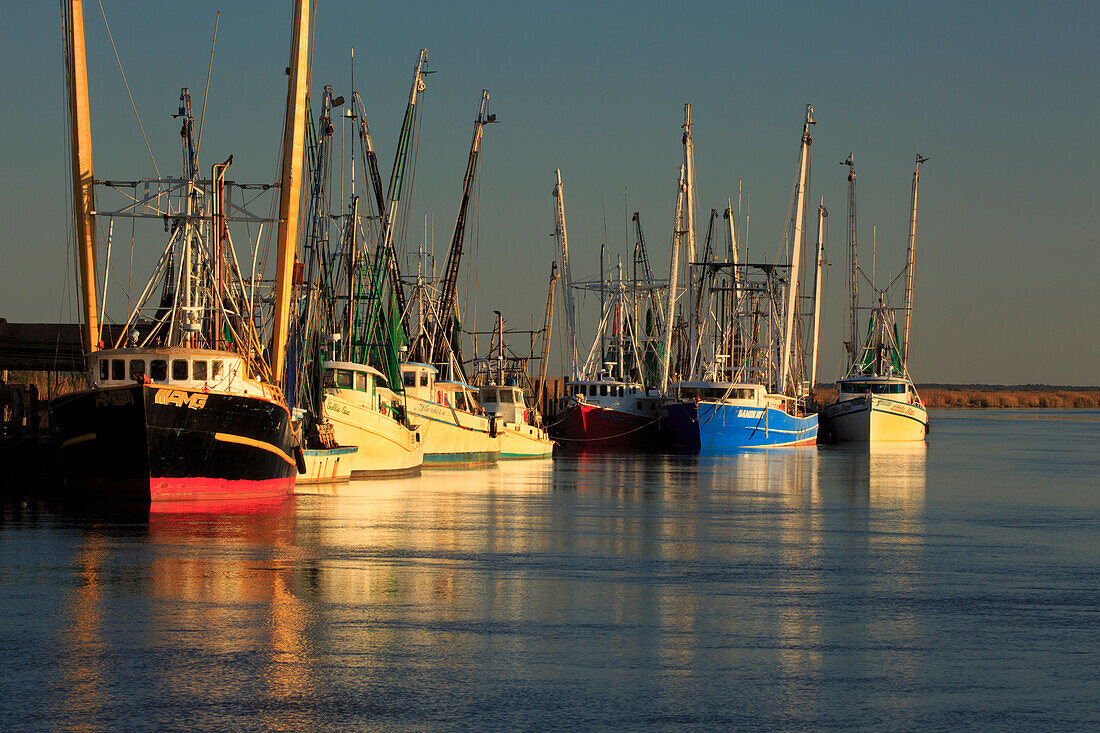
[172,360,189,381]
[404,372,416,388]
[212,360,224,379]
[354,372,367,392]
[99,359,109,380]
[193,360,208,380]
[337,370,353,388]
[453,392,467,411]
[483,388,497,403]
[420,373,429,387]
[112,359,125,380]
[129,359,146,380]
[150,360,168,382]
[600,385,608,397]
[617,386,624,397]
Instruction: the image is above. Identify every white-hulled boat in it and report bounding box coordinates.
[478,384,553,459]
[316,361,423,478]
[820,154,929,443]
[822,375,927,442]
[400,362,500,466]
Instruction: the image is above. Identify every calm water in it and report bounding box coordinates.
[2,410,1098,730]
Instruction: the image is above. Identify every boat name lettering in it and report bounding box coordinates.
[94,390,134,407]
[737,409,763,419]
[154,388,208,410]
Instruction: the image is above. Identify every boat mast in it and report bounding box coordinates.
[64,0,100,357]
[725,199,740,380]
[902,154,928,368]
[660,165,686,394]
[536,261,558,414]
[809,198,827,400]
[386,49,430,328]
[780,104,814,396]
[682,104,697,376]
[842,153,858,371]
[271,0,310,386]
[431,90,495,371]
[553,169,578,380]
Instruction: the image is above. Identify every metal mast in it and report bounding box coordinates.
[430,89,496,370]
[271,0,311,386]
[385,49,430,327]
[809,198,827,399]
[631,212,663,335]
[780,104,814,395]
[553,169,578,379]
[902,154,928,367]
[842,152,858,371]
[64,0,100,357]
[660,166,686,394]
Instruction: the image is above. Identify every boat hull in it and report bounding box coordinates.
[323,392,424,478]
[551,401,660,449]
[821,396,928,442]
[50,383,297,501]
[404,394,499,467]
[663,400,818,451]
[499,422,554,459]
[297,446,358,485]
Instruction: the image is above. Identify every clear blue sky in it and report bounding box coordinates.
[1,1,1096,385]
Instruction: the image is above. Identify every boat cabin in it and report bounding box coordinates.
[670,381,766,407]
[323,361,398,417]
[435,380,484,414]
[479,384,527,425]
[91,348,265,396]
[400,362,436,402]
[565,378,663,416]
[836,376,919,404]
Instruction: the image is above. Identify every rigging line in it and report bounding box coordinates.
[96,0,159,178]
[196,11,219,158]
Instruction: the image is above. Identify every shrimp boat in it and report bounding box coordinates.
[285,61,432,482]
[661,105,820,451]
[547,170,665,449]
[395,89,501,466]
[50,1,312,500]
[820,155,929,442]
[468,310,554,459]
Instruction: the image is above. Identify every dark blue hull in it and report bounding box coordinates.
[663,400,817,451]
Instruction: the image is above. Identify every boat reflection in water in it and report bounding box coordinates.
[45,445,927,728]
[52,495,319,730]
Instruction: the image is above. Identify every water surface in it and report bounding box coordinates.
[2,410,1098,730]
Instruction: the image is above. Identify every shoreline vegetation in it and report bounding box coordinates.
[814,385,1100,409]
[2,371,1099,409]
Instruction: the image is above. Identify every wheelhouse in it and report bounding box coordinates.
[837,377,918,403]
[670,381,765,407]
[435,380,484,414]
[91,348,263,396]
[400,362,436,402]
[479,384,526,423]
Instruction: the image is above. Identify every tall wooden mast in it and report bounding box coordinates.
[553,169,577,380]
[660,166,686,394]
[809,199,827,398]
[271,0,310,387]
[780,104,814,395]
[842,153,858,371]
[681,104,697,375]
[65,0,100,356]
[902,154,928,367]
